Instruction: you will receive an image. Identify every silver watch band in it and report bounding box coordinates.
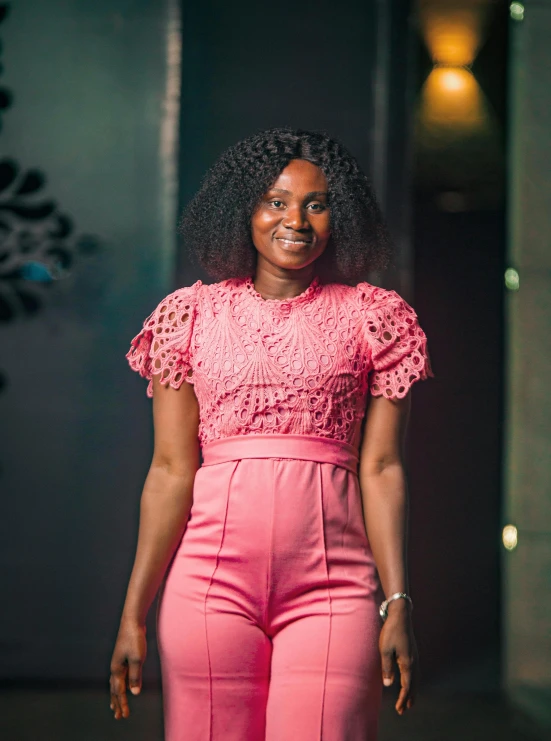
[379,592,413,621]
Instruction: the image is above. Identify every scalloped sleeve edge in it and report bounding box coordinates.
[360,290,434,400]
[369,332,434,399]
[126,283,199,397]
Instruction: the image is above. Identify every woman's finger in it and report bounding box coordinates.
[110,664,130,719]
[395,656,413,714]
[115,676,130,720]
[110,679,123,720]
[380,648,395,687]
[109,673,121,718]
[110,690,122,719]
[128,657,143,696]
[118,691,130,719]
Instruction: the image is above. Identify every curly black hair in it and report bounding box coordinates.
[179,127,393,284]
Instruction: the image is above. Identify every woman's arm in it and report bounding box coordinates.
[109,375,200,720]
[358,392,417,715]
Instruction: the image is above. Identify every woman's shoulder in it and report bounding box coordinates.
[171,277,245,301]
[152,277,231,309]
[161,278,204,304]
[326,280,406,310]
[150,277,248,325]
[142,280,200,316]
[355,280,406,306]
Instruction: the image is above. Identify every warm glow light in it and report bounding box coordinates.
[423,22,478,66]
[418,2,490,66]
[420,67,484,127]
[510,2,524,21]
[505,268,520,291]
[502,525,518,551]
[415,1,500,199]
[439,68,467,92]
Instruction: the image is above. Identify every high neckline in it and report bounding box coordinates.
[244,275,321,306]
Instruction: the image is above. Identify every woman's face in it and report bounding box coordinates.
[251,159,331,273]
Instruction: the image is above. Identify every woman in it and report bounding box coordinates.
[109,127,432,740]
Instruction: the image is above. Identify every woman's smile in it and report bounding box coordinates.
[275,234,313,250]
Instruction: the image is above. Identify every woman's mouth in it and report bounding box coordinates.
[275,237,312,248]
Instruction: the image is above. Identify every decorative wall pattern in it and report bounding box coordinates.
[0,0,178,681]
[0,2,100,393]
[0,160,100,320]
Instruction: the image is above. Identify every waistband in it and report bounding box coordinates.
[201,434,359,474]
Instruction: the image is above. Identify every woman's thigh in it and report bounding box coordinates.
[158,577,272,741]
[265,600,382,741]
[157,458,273,740]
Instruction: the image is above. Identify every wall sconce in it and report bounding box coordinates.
[414,1,503,208]
[417,0,489,131]
[421,65,483,128]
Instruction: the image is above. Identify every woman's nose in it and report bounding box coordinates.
[282,205,309,229]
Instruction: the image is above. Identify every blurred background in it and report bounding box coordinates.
[0,0,549,739]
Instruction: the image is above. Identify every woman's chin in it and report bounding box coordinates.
[259,246,324,272]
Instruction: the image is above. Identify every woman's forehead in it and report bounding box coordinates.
[269,159,328,193]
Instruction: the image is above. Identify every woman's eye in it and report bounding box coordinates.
[269,200,284,208]
[308,203,326,212]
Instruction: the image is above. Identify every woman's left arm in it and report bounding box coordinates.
[358,392,417,715]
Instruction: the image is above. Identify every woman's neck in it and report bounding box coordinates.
[252,264,317,301]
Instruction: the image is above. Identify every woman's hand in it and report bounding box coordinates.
[379,601,418,715]
[109,617,147,720]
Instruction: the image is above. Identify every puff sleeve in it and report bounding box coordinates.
[126,282,200,397]
[358,284,433,399]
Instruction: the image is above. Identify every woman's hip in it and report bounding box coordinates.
[170,442,379,607]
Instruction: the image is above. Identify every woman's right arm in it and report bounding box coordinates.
[109,374,200,721]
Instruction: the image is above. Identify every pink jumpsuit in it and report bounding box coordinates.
[127,275,431,741]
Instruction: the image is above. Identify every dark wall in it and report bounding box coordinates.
[0,0,180,682]
[407,5,509,680]
[409,207,505,680]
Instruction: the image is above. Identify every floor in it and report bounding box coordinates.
[0,682,547,741]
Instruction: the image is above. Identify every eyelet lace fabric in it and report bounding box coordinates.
[127,277,433,448]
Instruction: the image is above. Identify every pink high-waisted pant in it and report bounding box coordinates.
[157,434,383,740]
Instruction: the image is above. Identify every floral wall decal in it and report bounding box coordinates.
[0,2,103,391]
[0,158,100,321]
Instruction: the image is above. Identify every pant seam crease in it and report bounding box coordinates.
[319,464,333,741]
[264,459,275,632]
[203,459,238,741]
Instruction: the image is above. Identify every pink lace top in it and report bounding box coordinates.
[127,276,432,449]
